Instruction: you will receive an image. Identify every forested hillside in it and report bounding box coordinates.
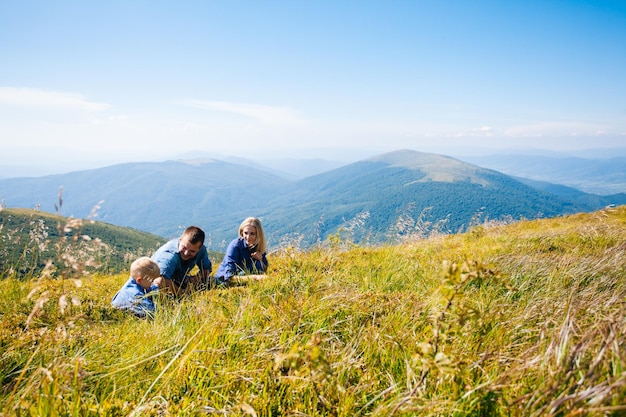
[1,150,624,250]
[255,151,598,246]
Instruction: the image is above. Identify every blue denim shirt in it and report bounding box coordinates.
[215,237,268,282]
[151,238,212,288]
[111,277,159,318]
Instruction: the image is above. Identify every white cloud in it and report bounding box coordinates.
[503,121,606,137]
[450,126,497,137]
[179,99,306,127]
[476,126,494,134]
[0,87,110,111]
[424,121,617,140]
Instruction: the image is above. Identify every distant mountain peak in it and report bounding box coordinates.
[369,149,489,185]
[177,158,222,166]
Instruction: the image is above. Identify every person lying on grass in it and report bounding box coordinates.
[214,217,268,286]
[151,225,212,296]
[111,256,162,318]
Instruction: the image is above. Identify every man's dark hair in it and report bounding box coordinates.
[182,226,205,245]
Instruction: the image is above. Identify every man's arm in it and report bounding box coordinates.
[156,275,191,296]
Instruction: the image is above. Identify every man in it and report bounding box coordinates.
[151,226,212,295]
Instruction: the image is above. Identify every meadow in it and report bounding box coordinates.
[1,206,625,416]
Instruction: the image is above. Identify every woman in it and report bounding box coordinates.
[215,217,268,285]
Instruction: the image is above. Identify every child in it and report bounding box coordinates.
[215,217,268,286]
[111,256,162,318]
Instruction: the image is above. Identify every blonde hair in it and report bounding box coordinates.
[130,256,161,280]
[238,217,266,254]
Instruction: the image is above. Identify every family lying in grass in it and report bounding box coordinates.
[111,217,268,318]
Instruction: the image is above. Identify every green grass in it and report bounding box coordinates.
[1,206,625,416]
[0,207,223,278]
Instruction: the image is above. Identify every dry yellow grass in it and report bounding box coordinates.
[1,206,625,416]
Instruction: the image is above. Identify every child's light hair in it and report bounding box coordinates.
[239,217,266,254]
[130,256,161,280]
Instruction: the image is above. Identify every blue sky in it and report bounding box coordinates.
[1,0,625,174]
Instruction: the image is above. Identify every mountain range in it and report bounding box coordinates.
[1,149,624,250]
[460,154,626,195]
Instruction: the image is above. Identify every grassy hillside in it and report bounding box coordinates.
[0,207,221,277]
[0,207,169,277]
[1,206,625,415]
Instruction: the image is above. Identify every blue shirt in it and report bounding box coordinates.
[111,277,159,318]
[151,238,212,288]
[215,237,268,282]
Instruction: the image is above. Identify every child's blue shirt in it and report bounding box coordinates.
[111,277,158,318]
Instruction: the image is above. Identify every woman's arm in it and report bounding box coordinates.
[251,251,268,272]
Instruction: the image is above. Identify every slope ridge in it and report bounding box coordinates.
[369,149,491,185]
